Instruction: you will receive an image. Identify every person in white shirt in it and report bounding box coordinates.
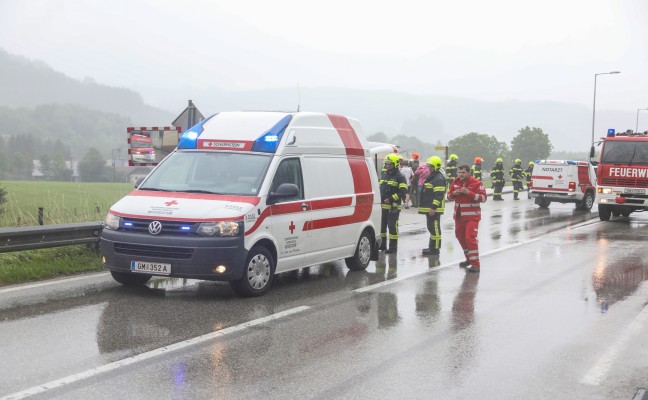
[399,157,414,208]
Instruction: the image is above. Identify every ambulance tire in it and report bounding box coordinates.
[345,230,373,271]
[537,198,551,208]
[231,246,275,297]
[110,270,151,286]
[577,192,594,211]
[598,205,611,221]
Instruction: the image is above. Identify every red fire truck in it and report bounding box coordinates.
[593,130,648,221]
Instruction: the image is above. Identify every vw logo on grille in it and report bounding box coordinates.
[148,221,163,235]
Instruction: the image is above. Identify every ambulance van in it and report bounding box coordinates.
[529,159,596,210]
[100,111,382,296]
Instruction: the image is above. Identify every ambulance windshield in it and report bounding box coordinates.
[601,141,648,166]
[139,151,272,195]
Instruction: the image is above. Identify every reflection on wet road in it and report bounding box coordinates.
[1,198,648,399]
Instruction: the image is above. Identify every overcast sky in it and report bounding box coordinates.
[1,0,647,124]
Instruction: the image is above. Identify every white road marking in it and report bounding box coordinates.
[0,273,108,295]
[0,306,310,400]
[580,303,648,386]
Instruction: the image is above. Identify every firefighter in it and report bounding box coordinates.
[509,159,524,200]
[446,154,458,189]
[491,158,505,201]
[471,157,483,181]
[525,161,534,199]
[418,156,446,256]
[448,165,488,273]
[379,153,408,253]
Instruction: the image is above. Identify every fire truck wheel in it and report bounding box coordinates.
[598,205,611,221]
[578,192,594,211]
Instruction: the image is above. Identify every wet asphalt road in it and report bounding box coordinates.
[1,195,648,400]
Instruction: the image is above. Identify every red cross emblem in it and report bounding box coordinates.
[289,221,296,234]
[164,200,178,206]
[557,175,563,179]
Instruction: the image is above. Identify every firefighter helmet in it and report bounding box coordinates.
[427,156,443,171]
[449,154,458,161]
[474,157,483,164]
[384,153,399,166]
[528,161,534,166]
[515,158,521,164]
[496,158,503,163]
[411,152,420,160]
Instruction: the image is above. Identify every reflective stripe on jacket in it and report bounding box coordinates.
[447,176,487,221]
[418,170,446,214]
[379,169,408,210]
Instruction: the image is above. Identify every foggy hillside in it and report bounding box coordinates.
[0,48,172,125]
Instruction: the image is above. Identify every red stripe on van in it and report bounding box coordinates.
[327,114,365,157]
[128,190,261,205]
[109,211,243,222]
[531,175,553,180]
[304,194,374,231]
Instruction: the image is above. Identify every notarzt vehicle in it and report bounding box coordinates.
[529,160,596,210]
[100,111,383,296]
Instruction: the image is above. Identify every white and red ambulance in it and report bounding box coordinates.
[529,159,596,210]
[100,111,382,296]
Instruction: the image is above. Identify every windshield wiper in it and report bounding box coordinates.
[138,187,173,192]
[627,145,638,166]
[178,189,222,194]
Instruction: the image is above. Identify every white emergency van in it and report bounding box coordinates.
[529,159,596,210]
[100,111,383,296]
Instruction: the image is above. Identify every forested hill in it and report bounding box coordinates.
[0,48,172,125]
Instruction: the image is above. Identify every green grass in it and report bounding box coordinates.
[0,245,104,286]
[0,180,133,227]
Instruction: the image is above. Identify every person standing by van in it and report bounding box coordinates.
[509,159,524,200]
[525,161,534,199]
[399,156,414,209]
[418,156,446,256]
[448,165,487,273]
[379,154,408,253]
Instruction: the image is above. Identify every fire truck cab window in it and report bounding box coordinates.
[601,141,648,165]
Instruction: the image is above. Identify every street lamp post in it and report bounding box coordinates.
[111,148,120,182]
[591,71,621,149]
[636,108,648,133]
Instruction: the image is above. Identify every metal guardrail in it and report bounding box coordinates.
[0,222,104,253]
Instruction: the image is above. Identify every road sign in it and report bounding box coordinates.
[172,100,205,134]
[434,146,447,150]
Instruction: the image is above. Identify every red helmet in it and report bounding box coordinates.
[473,157,483,164]
[411,152,420,160]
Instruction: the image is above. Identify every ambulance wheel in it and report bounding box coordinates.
[110,270,151,286]
[598,205,611,221]
[537,199,551,208]
[578,192,594,211]
[345,230,372,271]
[231,246,275,297]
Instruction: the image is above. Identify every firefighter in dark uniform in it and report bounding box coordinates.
[379,153,408,254]
[471,157,483,181]
[509,158,524,200]
[491,158,505,201]
[524,161,534,199]
[418,156,446,256]
[446,154,458,189]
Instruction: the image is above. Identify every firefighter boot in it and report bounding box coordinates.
[379,238,386,251]
[514,192,519,200]
[422,239,440,256]
[385,239,398,254]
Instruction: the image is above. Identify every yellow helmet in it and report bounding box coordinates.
[384,153,399,166]
[449,154,458,161]
[515,158,521,164]
[496,158,503,163]
[528,161,534,166]
[427,156,443,171]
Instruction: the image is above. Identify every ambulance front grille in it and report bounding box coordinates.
[113,243,194,259]
[121,218,199,235]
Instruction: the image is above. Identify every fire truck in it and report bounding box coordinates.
[593,130,648,221]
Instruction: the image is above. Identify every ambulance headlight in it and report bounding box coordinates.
[197,221,242,236]
[104,212,121,230]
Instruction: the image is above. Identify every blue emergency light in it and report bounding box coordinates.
[178,114,217,149]
[250,114,293,153]
[607,128,616,137]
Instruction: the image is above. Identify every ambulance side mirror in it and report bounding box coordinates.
[268,183,299,204]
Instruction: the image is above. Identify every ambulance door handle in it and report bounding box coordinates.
[301,202,309,211]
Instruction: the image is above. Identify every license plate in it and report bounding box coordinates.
[543,193,566,198]
[623,188,645,194]
[131,261,171,275]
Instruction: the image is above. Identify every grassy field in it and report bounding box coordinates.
[0,180,133,227]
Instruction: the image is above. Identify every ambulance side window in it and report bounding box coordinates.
[270,158,304,202]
